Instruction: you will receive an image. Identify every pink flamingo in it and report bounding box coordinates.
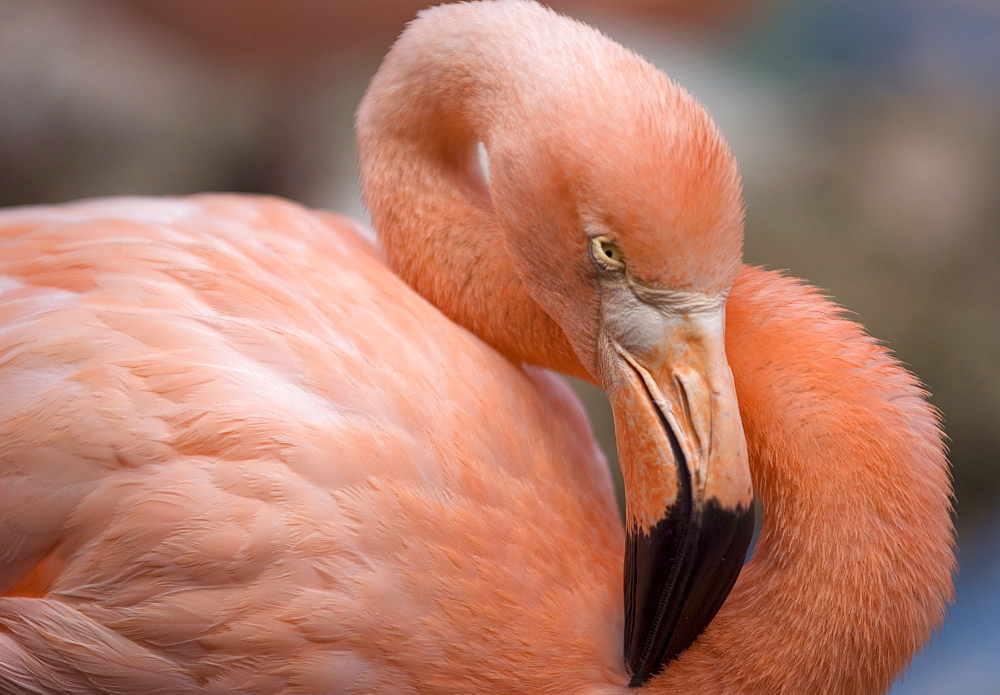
[0,1,953,692]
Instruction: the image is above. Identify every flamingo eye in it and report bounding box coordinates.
[591,235,625,271]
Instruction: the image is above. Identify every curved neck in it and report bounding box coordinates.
[650,266,954,692]
[357,4,952,689]
[355,2,586,378]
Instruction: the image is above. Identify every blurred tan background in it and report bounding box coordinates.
[1,1,997,690]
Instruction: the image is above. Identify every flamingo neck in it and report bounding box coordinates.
[355,2,587,379]
[648,266,954,693]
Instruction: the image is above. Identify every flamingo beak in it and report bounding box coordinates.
[598,303,755,687]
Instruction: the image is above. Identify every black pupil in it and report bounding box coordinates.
[604,247,613,258]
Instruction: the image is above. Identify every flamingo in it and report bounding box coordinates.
[0,1,953,692]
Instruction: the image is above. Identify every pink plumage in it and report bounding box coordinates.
[0,2,952,692]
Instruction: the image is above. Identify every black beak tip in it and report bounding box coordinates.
[624,499,756,686]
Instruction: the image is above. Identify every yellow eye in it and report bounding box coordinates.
[591,235,625,270]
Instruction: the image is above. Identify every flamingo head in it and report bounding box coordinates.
[487,54,755,685]
[358,0,758,683]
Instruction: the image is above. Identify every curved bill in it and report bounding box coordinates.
[598,303,755,687]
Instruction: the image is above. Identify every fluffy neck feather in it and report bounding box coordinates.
[356,1,581,377]
[649,266,954,692]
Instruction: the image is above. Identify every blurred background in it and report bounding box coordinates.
[1,0,996,690]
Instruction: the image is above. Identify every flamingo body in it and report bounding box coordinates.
[0,1,953,692]
[0,195,625,691]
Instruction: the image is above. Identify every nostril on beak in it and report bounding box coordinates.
[673,372,701,455]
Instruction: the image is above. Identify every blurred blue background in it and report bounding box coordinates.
[1,1,996,690]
